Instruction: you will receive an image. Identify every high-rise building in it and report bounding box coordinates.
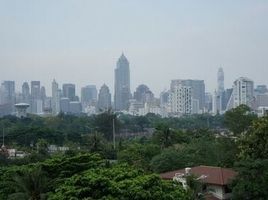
[52,79,60,115]
[22,82,30,104]
[170,84,192,116]
[62,83,76,101]
[81,85,97,110]
[60,97,70,113]
[114,53,131,111]
[1,81,15,114]
[134,84,154,104]
[217,67,224,94]
[31,81,41,99]
[1,81,15,103]
[98,84,111,111]
[30,81,41,113]
[171,79,205,113]
[232,77,254,109]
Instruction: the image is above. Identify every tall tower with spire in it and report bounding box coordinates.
[114,53,130,111]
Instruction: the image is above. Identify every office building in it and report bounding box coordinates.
[81,85,97,110]
[30,81,41,113]
[52,79,60,115]
[114,53,131,111]
[62,83,76,101]
[98,84,111,111]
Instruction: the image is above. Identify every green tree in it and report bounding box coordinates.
[8,167,48,200]
[150,148,185,173]
[232,159,268,200]
[48,164,190,200]
[238,116,268,160]
[152,123,178,149]
[224,104,257,135]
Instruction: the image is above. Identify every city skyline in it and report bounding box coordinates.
[1,1,268,96]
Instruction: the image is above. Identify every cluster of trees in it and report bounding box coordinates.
[0,153,190,200]
[1,104,268,199]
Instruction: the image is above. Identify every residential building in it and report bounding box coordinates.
[169,84,192,116]
[160,166,237,200]
[232,77,254,109]
[171,79,205,113]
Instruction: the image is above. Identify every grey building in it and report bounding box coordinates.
[81,85,97,110]
[114,53,131,111]
[30,81,41,114]
[22,82,30,104]
[98,84,111,111]
[60,97,70,113]
[134,84,154,104]
[98,84,112,110]
[69,101,82,114]
[62,83,76,101]
[1,81,15,114]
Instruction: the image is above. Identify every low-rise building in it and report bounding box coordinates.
[160,166,237,200]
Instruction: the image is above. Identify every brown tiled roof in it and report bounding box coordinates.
[160,165,237,186]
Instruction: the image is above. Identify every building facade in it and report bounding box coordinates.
[114,53,131,111]
[98,84,111,112]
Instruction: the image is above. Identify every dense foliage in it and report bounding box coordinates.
[1,107,267,199]
[0,154,189,200]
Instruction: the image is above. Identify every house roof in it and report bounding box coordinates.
[160,165,237,186]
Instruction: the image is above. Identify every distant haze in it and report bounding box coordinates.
[1,0,268,97]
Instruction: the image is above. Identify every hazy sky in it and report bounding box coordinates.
[1,0,268,97]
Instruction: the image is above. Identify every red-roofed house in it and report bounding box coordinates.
[160,166,237,200]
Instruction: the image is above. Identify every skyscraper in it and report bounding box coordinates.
[114,53,131,111]
[1,81,15,113]
[22,82,30,104]
[30,81,41,113]
[81,85,97,110]
[98,84,111,111]
[217,67,224,93]
[52,79,60,115]
[1,81,15,104]
[62,83,76,101]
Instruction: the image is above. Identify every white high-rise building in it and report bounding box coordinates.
[232,77,254,109]
[169,84,192,116]
[52,79,60,115]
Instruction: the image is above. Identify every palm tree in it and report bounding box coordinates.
[8,167,48,200]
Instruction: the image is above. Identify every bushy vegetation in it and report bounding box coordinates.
[0,105,267,199]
